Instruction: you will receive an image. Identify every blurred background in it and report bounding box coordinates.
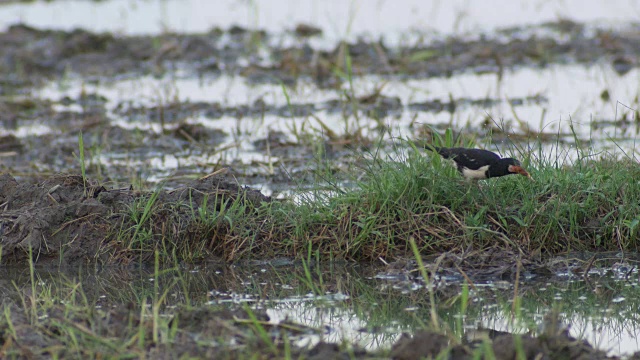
[1,0,639,192]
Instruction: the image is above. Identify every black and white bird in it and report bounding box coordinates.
[428,146,531,180]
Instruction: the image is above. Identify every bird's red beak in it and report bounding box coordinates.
[509,165,532,179]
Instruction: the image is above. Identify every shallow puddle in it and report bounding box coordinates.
[3,262,638,356]
[32,64,638,138]
[2,61,630,180]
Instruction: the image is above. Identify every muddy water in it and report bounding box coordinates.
[2,263,638,356]
[0,16,638,195]
[31,63,640,168]
[1,0,638,44]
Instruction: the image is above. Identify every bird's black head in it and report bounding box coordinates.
[499,158,530,178]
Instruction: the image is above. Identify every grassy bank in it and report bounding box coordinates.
[296,141,640,259]
[2,136,639,265]
[101,137,640,263]
[291,152,634,261]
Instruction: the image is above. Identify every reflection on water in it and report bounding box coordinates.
[1,262,638,355]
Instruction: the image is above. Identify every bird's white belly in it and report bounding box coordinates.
[461,165,490,179]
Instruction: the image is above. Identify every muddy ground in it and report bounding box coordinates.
[0,21,636,88]
[0,172,273,265]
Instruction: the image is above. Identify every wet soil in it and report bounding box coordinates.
[0,83,548,192]
[2,20,636,191]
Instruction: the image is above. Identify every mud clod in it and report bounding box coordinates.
[391,331,454,360]
[491,334,546,360]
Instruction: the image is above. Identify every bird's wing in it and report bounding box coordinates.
[436,147,501,164]
[428,146,455,158]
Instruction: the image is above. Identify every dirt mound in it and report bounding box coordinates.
[0,173,270,266]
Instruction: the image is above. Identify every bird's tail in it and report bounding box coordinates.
[424,144,451,158]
